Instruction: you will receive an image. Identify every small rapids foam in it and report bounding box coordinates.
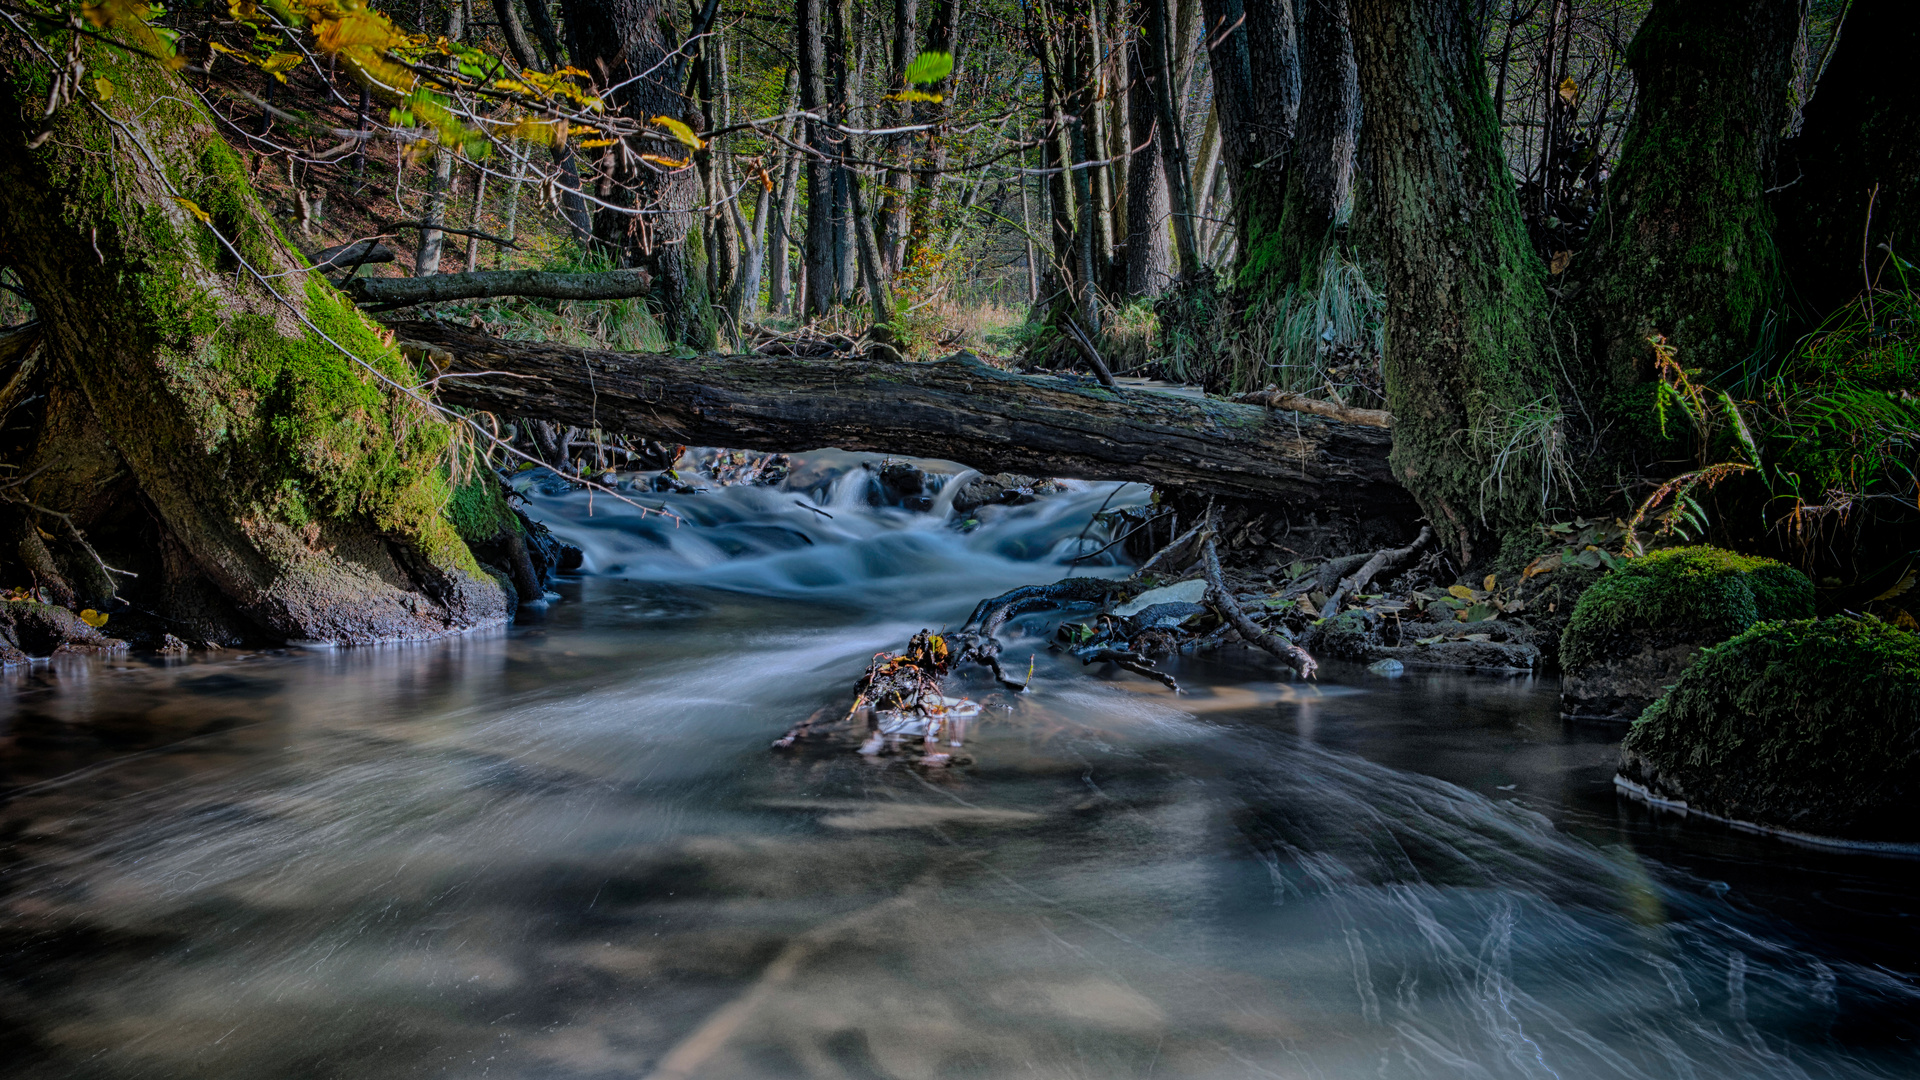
[521,450,1150,616]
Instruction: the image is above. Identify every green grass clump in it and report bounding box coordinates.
[1623,616,1920,839]
[1560,546,1813,671]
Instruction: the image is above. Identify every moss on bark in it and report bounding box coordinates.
[0,36,506,642]
[1349,0,1560,560]
[1579,0,1799,390]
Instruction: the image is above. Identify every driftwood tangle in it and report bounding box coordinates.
[388,320,1407,506]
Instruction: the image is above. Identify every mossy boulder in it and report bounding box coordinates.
[1559,546,1813,721]
[1307,610,1374,660]
[1618,617,1920,843]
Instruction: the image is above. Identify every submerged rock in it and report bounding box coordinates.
[1617,616,1920,845]
[1559,546,1813,721]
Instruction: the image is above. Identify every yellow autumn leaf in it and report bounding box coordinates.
[577,137,616,149]
[262,52,303,74]
[887,89,944,104]
[80,609,110,628]
[1482,574,1497,592]
[651,115,704,149]
[640,153,691,169]
[172,196,212,223]
[1558,77,1578,105]
[92,76,115,100]
[1447,584,1475,600]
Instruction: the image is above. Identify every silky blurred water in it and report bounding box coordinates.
[1,452,1914,1080]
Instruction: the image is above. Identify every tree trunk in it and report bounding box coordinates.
[1142,0,1201,275]
[0,39,507,642]
[1579,0,1800,389]
[799,0,838,315]
[1198,0,1299,265]
[391,321,1410,511]
[1123,33,1173,298]
[560,0,713,347]
[1241,0,1356,296]
[769,146,802,313]
[1775,0,1920,323]
[1350,0,1559,561]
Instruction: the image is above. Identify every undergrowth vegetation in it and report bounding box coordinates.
[1624,263,1920,621]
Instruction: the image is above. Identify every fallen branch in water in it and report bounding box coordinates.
[1202,535,1319,679]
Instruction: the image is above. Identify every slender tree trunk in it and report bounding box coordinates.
[1350,0,1558,561]
[1579,0,1800,390]
[769,146,801,313]
[877,0,918,273]
[414,5,466,276]
[1143,0,1201,275]
[465,165,489,271]
[1124,18,1172,297]
[494,0,543,69]
[799,0,838,315]
[415,148,454,275]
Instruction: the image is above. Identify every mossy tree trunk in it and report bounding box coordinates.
[1242,0,1357,299]
[1578,0,1800,390]
[1774,0,1920,323]
[1348,0,1559,564]
[0,38,508,643]
[1198,0,1299,285]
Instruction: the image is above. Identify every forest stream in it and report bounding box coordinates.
[1,454,1915,1080]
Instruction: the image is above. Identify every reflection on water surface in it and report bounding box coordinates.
[2,456,1915,1079]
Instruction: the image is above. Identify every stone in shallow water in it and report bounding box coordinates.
[1558,546,1813,722]
[1618,615,1920,844]
[1367,658,1405,676]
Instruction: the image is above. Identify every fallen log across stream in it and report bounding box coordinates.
[386,319,1414,508]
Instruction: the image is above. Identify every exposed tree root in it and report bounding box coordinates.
[1201,537,1320,679]
[1320,525,1435,618]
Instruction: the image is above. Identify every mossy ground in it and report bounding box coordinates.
[1623,615,1920,840]
[1560,545,1814,671]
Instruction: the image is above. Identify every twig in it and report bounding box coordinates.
[1202,535,1317,678]
[1318,525,1434,619]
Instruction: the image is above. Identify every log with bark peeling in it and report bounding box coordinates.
[387,320,1412,507]
[349,269,653,309]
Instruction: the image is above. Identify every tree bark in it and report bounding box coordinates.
[560,0,712,347]
[1123,39,1172,298]
[0,38,507,642]
[799,0,839,315]
[347,269,653,307]
[1775,0,1920,323]
[1350,0,1559,560]
[1142,0,1201,275]
[1579,0,1800,388]
[1241,0,1356,297]
[390,320,1410,509]
[1198,0,1299,262]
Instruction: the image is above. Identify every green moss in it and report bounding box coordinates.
[447,469,521,546]
[1560,545,1814,671]
[1623,616,1920,839]
[1310,609,1374,660]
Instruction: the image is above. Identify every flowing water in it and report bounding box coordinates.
[2,453,1916,1080]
